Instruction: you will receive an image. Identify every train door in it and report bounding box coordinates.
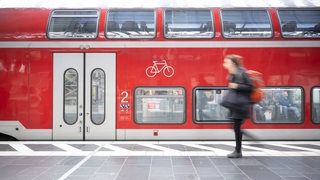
[53,53,116,140]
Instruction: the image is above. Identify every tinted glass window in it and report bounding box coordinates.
[253,88,303,123]
[194,88,230,122]
[312,87,320,123]
[164,9,214,39]
[221,10,272,38]
[48,10,99,39]
[278,9,320,38]
[91,69,105,125]
[135,87,185,124]
[106,10,156,39]
[64,69,78,124]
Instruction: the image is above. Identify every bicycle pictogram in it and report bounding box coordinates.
[146,60,174,78]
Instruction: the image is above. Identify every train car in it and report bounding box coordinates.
[0,0,320,140]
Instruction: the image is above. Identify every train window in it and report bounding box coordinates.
[278,9,320,38]
[220,10,272,38]
[194,88,230,123]
[64,69,78,125]
[164,9,214,39]
[47,10,99,39]
[134,87,185,124]
[312,87,320,123]
[106,9,156,39]
[91,69,105,125]
[252,88,303,124]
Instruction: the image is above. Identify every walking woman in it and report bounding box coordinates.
[222,55,253,158]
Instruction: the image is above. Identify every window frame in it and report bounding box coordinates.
[47,9,100,40]
[105,8,157,40]
[193,87,232,124]
[311,86,320,124]
[90,68,106,125]
[220,8,274,39]
[63,68,78,125]
[277,8,320,39]
[134,86,186,124]
[163,8,215,39]
[252,86,304,124]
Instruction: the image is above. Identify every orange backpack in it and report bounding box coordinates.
[246,70,264,103]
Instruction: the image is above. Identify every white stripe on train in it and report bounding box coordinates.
[0,41,319,48]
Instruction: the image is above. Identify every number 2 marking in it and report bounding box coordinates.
[121,91,129,103]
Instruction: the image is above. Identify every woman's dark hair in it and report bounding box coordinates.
[225,54,243,67]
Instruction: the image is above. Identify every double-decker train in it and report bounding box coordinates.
[0,0,320,140]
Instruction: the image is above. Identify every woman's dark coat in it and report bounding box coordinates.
[227,67,253,119]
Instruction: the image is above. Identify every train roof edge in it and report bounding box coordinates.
[0,0,319,9]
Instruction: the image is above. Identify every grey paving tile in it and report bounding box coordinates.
[200,144,258,152]
[17,166,50,176]
[231,157,263,166]
[283,177,309,180]
[172,156,192,166]
[302,173,320,180]
[216,165,242,174]
[288,156,320,169]
[113,144,161,151]
[81,156,106,167]
[89,173,117,180]
[151,159,172,167]
[198,175,224,180]
[173,165,197,174]
[209,157,234,166]
[149,175,174,180]
[270,168,303,177]
[194,166,220,176]
[71,167,98,176]
[174,173,200,180]
[25,144,64,151]
[58,156,83,165]
[288,144,320,150]
[105,156,127,166]
[223,174,250,180]
[96,164,122,174]
[238,165,283,180]
[158,144,209,151]
[0,144,16,151]
[0,164,31,179]
[116,164,150,180]
[69,144,99,151]
[125,156,151,165]
[247,144,306,151]
[256,157,287,168]
[12,156,49,165]
[150,167,173,176]
[65,175,91,180]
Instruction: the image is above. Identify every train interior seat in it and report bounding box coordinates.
[121,21,139,32]
[223,21,236,34]
[83,21,97,33]
[282,21,297,32]
[107,21,120,32]
[140,21,149,32]
[201,21,213,32]
[314,23,320,33]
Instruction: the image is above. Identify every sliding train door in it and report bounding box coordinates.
[53,53,116,140]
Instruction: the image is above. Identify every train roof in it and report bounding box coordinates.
[0,0,319,9]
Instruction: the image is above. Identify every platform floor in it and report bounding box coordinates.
[0,141,320,180]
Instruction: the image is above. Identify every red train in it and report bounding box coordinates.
[0,0,320,140]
